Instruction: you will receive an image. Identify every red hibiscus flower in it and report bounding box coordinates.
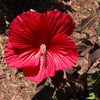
[4,10,78,84]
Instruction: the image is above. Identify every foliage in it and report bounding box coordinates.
[86,92,95,100]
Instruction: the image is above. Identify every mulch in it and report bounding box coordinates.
[0,0,100,99]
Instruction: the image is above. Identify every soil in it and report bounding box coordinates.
[0,0,100,100]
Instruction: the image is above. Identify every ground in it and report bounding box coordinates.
[0,0,100,100]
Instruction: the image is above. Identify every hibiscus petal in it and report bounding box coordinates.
[8,11,42,49]
[4,40,40,68]
[41,10,75,43]
[48,33,78,71]
[23,52,55,84]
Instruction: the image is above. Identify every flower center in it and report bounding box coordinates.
[40,44,46,56]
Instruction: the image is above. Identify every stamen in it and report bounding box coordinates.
[40,44,48,70]
[40,44,46,56]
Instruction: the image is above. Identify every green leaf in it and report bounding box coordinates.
[30,9,36,12]
[97,23,100,41]
[88,80,96,86]
[78,70,84,75]
[98,0,100,2]
[86,92,95,99]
